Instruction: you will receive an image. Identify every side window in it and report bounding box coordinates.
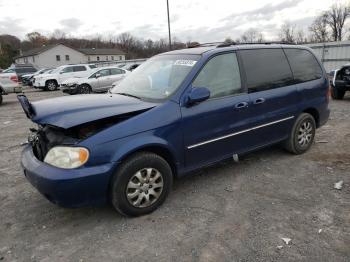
[60,67,74,74]
[98,69,110,77]
[110,68,123,75]
[284,49,323,83]
[192,53,242,98]
[73,66,87,72]
[240,49,293,93]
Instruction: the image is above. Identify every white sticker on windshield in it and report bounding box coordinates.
[174,60,197,67]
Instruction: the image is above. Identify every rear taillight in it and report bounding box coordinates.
[10,75,18,83]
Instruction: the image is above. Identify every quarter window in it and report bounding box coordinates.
[240,49,294,93]
[284,49,323,83]
[192,53,242,98]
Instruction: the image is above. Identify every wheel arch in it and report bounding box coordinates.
[45,79,58,86]
[115,144,178,177]
[303,108,320,127]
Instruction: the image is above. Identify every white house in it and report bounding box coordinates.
[14,43,126,68]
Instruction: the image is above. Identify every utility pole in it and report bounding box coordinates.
[166,0,172,50]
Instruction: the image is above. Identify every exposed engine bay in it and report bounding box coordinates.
[29,110,149,161]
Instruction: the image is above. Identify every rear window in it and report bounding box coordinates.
[240,48,294,93]
[16,68,35,73]
[89,65,97,69]
[284,49,323,83]
[73,66,87,72]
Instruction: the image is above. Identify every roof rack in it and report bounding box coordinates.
[187,42,225,48]
[217,41,296,47]
[187,41,296,49]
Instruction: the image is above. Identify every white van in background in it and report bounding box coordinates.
[33,64,97,91]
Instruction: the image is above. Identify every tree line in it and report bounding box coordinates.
[0,2,349,69]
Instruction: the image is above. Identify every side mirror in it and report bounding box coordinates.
[186,87,210,106]
[95,73,101,78]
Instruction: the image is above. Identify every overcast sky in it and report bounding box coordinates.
[0,0,342,42]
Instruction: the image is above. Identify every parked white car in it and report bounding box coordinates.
[0,76,21,105]
[61,67,129,94]
[33,64,97,91]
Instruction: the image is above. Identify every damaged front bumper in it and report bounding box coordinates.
[21,145,115,207]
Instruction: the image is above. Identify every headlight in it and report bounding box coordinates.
[44,146,89,169]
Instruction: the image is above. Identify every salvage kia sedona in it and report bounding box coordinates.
[19,43,330,216]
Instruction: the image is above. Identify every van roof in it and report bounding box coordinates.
[160,43,308,56]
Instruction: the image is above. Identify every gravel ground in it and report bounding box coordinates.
[0,88,349,262]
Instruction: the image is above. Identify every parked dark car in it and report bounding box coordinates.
[331,65,350,99]
[18,43,329,216]
[127,64,140,71]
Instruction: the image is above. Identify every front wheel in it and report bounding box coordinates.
[45,80,58,91]
[284,113,316,155]
[79,84,91,94]
[110,152,173,217]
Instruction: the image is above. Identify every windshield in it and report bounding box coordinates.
[111,54,200,100]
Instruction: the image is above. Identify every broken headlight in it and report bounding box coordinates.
[44,146,89,169]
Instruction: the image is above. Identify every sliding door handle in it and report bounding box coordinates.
[253,98,265,104]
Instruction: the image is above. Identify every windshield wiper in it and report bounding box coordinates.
[115,92,141,100]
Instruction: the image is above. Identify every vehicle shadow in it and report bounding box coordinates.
[34,145,286,223]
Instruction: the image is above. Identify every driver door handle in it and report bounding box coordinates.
[253,98,265,104]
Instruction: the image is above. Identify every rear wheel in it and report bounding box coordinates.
[79,84,91,94]
[45,80,58,91]
[331,86,345,100]
[110,152,173,217]
[284,113,316,155]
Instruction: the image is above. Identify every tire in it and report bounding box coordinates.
[0,94,2,105]
[110,152,173,217]
[331,86,345,100]
[284,113,316,155]
[45,80,58,91]
[79,84,91,94]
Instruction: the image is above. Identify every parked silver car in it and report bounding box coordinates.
[61,67,129,94]
[0,76,21,105]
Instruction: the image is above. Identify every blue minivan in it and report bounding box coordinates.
[19,43,330,216]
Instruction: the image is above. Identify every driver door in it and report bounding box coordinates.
[181,52,255,169]
[94,69,111,91]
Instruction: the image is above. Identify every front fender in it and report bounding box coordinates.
[82,128,183,172]
[110,135,178,164]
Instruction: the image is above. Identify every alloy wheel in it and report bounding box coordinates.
[126,168,164,208]
[297,121,313,147]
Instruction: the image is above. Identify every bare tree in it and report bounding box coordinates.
[309,15,329,42]
[323,3,350,41]
[279,22,296,43]
[295,29,307,44]
[240,29,264,43]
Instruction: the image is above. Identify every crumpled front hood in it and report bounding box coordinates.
[28,94,158,129]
